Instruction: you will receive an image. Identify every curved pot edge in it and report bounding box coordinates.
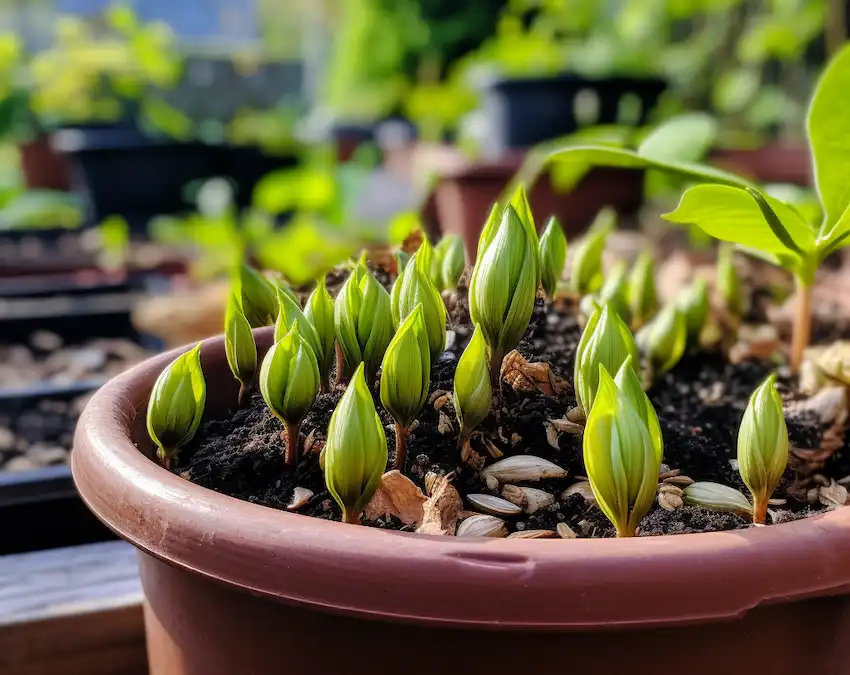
[72,330,850,630]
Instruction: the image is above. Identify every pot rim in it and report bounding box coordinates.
[72,332,850,630]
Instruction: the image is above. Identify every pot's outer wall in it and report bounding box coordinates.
[73,330,850,674]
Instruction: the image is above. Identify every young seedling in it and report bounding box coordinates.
[391,239,447,361]
[716,243,746,322]
[737,374,789,524]
[627,251,659,330]
[614,356,662,462]
[664,45,850,372]
[454,325,493,451]
[147,343,206,470]
[224,294,257,407]
[259,321,320,467]
[636,304,687,376]
[583,365,661,537]
[304,276,336,392]
[273,288,323,363]
[238,263,293,328]
[380,304,430,470]
[682,481,753,518]
[324,362,389,524]
[677,278,709,346]
[568,208,614,295]
[335,259,394,384]
[574,302,639,413]
[433,234,465,291]
[539,215,567,300]
[468,203,539,392]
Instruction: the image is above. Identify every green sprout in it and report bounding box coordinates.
[335,260,394,384]
[568,208,614,295]
[395,249,410,275]
[380,304,430,471]
[304,276,336,392]
[682,482,753,518]
[597,260,630,321]
[259,321,321,467]
[146,343,206,470]
[614,356,662,463]
[574,303,639,413]
[468,203,539,392]
[583,365,661,537]
[636,304,687,376]
[737,374,789,524]
[663,45,850,372]
[237,263,294,328]
[677,278,709,346]
[433,234,465,291]
[224,294,257,407]
[454,324,493,450]
[627,251,659,330]
[538,215,567,300]
[716,243,746,322]
[324,362,389,525]
[391,239,447,362]
[273,288,323,363]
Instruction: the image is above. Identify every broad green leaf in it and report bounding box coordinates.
[637,113,719,164]
[807,44,850,230]
[662,184,815,254]
[546,146,750,189]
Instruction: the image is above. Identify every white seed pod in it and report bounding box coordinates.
[682,481,753,516]
[556,522,578,539]
[507,529,557,539]
[456,514,508,538]
[467,494,523,516]
[286,487,314,511]
[501,485,556,514]
[480,455,568,484]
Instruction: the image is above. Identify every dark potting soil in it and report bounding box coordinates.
[178,284,844,538]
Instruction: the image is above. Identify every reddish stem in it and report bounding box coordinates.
[789,281,812,374]
[393,423,410,471]
[283,420,302,467]
[753,498,768,525]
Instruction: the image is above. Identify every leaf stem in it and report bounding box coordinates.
[393,423,410,471]
[753,498,768,525]
[488,346,504,399]
[237,382,252,408]
[334,342,346,387]
[343,509,362,525]
[283,420,302,467]
[790,279,812,374]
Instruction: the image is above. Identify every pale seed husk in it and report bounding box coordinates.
[549,418,584,434]
[658,492,684,511]
[662,475,695,486]
[481,455,568,484]
[437,412,454,435]
[562,480,597,505]
[484,473,499,491]
[286,487,314,511]
[566,406,585,424]
[424,472,440,496]
[501,485,555,514]
[544,422,560,450]
[482,437,505,459]
[467,493,523,516]
[682,481,753,516]
[657,484,684,497]
[507,529,556,539]
[556,522,578,539]
[456,514,508,537]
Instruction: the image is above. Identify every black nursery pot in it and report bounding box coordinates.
[483,73,667,150]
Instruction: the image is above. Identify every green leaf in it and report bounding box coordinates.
[662,184,815,255]
[636,112,719,164]
[808,44,850,231]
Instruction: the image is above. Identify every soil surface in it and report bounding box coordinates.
[179,273,848,538]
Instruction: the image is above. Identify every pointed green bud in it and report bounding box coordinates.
[583,365,660,537]
[391,239,447,361]
[678,278,709,344]
[717,244,746,319]
[146,343,206,465]
[636,304,687,376]
[539,216,567,299]
[568,208,614,295]
[304,276,336,388]
[324,362,389,524]
[509,185,537,245]
[574,303,639,413]
[477,203,502,260]
[273,287,323,361]
[438,235,465,291]
[614,355,662,462]
[682,482,753,517]
[380,304,431,429]
[454,325,493,441]
[627,251,659,329]
[224,294,257,388]
[395,249,410,275]
[259,321,320,465]
[335,261,394,383]
[598,260,630,321]
[468,204,539,366]
[737,374,788,524]
[238,264,279,328]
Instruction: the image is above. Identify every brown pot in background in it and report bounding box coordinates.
[18,135,72,191]
[419,148,644,262]
[711,142,811,186]
[73,329,850,675]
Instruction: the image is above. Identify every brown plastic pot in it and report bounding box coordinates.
[421,149,644,262]
[73,329,850,675]
[18,136,72,191]
[711,142,811,186]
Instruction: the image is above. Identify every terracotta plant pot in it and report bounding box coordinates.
[73,329,850,675]
[421,149,644,261]
[18,136,72,191]
[710,142,811,186]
